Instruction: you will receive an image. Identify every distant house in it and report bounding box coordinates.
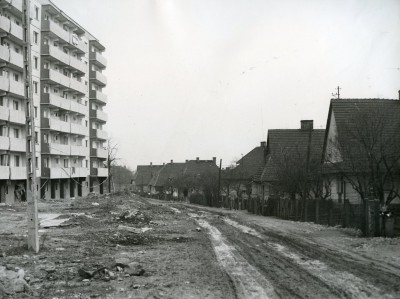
[252,120,325,214]
[148,158,219,200]
[223,142,267,208]
[133,163,164,193]
[322,98,400,206]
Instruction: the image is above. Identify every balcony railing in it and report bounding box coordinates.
[70,123,87,136]
[10,137,25,152]
[69,34,86,53]
[69,57,86,73]
[3,0,23,14]
[90,148,107,159]
[10,166,26,180]
[70,145,87,156]
[0,136,10,151]
[0,166,9,179]
[9,109,25,125]
[0,106,9,121]
[0,16,23,42]
[89,51,107,68]
[0,44,23,70]
[41,20,70,43]
[0,78,24,98]
[90,167,108,177]
[42,93,86,115]
[69,78,87,94]
[90,109,108,122]
[42,44,69,65]
[89,70,107,86]
[90,128,107,140]
[89,90,107,104]
[71,167,88,178]
[41,117,70,134]
[42,69,70,89]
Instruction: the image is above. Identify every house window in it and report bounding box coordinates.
[33,81,38,94]
[64,159,68,168]
[0,154,9,166]
[43,133,48,143]
[35,131,38,144]
[13,100,18,110]
[34,106,37,118]
[35,157,39,169]
[85,160,88,168]
[34,57,38,69]
[13,73,19,81]
[13,128,19,138]
[15,155,20,167]
[33,31,38,44]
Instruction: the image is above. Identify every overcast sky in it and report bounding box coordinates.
[53,0,400,169]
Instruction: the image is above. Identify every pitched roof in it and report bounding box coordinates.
[230,145,266,181]
[148,159,218,187]
[134,165,164,186]
[322,98,400,173]
[259,128,325,182]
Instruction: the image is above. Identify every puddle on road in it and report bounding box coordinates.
[191,214,278,299]
[39,213,68,228]
[169,207,181,214]
[223,218,389,299]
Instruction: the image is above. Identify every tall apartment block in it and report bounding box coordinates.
[0,0,108,203]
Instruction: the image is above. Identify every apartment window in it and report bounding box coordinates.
[64,159,68,168]
[33,31,38,44]
[63,91,68,99]
[85,140,88,147]
[1,69,9,78]
[44,86,49,93]
[0,126,7,137]
[63,136,68,145]
[0,97,3,106]
[44,14,49,21]
[35,131,38,144]
[85,120,88,127]
[0,154,9,166]
[55,158,59,166]
[13,100,19,110]
[13,128,19,138]
[54,88,58,93]
[44,62,49,69]
[13,73,19,81]
[35,157,39,169]
[85,160,88,168]
[34,6,39,20]
[44,157,49,168]
[34,57,38,69]
[43,133,48,143]
[34,106,38,118]
[85,101,87,106]
[14,47,19,54]
[33,81,38,94]
[15,155,20,167]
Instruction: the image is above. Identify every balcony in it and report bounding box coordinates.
[89,51,107,69]
[0,136,10,150]
[41,117,70,134]
[0,16,23,42]
[0,79,24,98]
[42,167,70,179]
[0,166,9,179]
[69,57,86,73]
[41,44,70,65]
[0,106,9,121]
[42,142,70,156]
[9,109,25,124]
[10,166,26,180]
[3,0,23,14]
[9,137,25,152]
[41,69,70,89]
[90,167,108,177]
[90,109,107,123]
[42,93,86,115]
[89,70,107,86]
[70,145,87,156]
[70,123,87,136]
[41,20,70,43]
[69,34,86,54]
[90,148,107,159]
[69,78,87,94]
[90,128,107,140]
[0,44,23,70]
[71,167,88,178]
[89,90,107,104]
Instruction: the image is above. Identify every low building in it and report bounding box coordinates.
[133,163,163,193]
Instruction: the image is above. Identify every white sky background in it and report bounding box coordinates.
[53,0,400,168]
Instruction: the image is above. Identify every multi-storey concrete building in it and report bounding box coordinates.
[0,0,108,203]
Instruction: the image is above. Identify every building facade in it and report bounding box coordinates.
[0,0,108,203]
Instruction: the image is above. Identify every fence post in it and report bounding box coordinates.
[363,199,370,237]
[343,199,350,228]
[304,198,308,222]
[315,198,319,224]
[328,199,333,226]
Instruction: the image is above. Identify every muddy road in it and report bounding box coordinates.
[165,201,400,299]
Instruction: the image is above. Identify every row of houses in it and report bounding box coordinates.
[133,158,219,201]
[224,95,400,236]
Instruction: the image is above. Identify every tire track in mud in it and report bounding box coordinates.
[219,217,398,299]
[189,213,278,299]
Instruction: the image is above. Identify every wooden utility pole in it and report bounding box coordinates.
[218,159,222,206]
[23,0,39,252]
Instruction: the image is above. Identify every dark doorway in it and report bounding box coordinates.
[60,180,65,199]
[100,179,104,194]
[78,179,82,197]
[0,181,6,203]
[51,181,56,199]
[70,180,75,198]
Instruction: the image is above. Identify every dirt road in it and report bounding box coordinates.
[1,194,400,298]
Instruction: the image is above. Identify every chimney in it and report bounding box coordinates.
[150,162,152,166]
[260,141,266,147]
[170,160,173,163]
[300,120,313,130]
[185,159,188,162]
[212,157,216,164]
[398,90,400,100]
[163,162,165,166]
[196,157,199,162]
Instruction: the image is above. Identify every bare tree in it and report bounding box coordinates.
[106,138,119,193]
